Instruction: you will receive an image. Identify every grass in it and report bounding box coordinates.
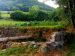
[0,20,65,29]
[0,47,26,56]
[1,13,10,18]
[1,13,10,20]
[0,20,26,27]
[0,44,39,56]
[0,12,65,29]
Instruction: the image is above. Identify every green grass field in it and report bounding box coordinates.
[0,12,65,29]
[0,20,65,29]
[0,43,38,56]
[1,13,10,18]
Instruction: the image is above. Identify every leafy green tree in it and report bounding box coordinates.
[10,10,31,21]
[29,5,40,20]
[37,10,48,21]
[55,0,75,27]
[10,10,25,21]
[47,9,60,21]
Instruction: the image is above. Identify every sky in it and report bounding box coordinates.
[38,0,59,8]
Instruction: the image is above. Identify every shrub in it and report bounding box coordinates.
[10,10,25,21]
[10,10,49,21]
[36,10,48,21]
[29,5,39,20]
[10,10,31,21]
[10,9,60,21]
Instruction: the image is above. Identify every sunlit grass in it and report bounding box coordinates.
[0,20,65,29]
[1,13,10,18]
[0,20,26,27]
[0,45,38,56]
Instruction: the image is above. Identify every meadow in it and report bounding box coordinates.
[0,20,65,29]
[0,12,65,29]
[0,42,39,56]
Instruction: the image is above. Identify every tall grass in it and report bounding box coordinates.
[0,20,65,29]
[0,44,38,56]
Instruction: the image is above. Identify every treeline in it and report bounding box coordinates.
[10,6,60,21]
[0,0,52,11]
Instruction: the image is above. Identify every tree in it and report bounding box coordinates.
[10,10,25,21]
[29,5,40,20]
[55,0,75,27]
[37,10,49,21]
[44,0,75,27]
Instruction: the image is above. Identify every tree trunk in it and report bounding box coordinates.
[0,35,32,42]
[71,15,75,28]
[69,0,75,28]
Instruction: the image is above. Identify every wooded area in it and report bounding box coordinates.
[55,0,75,27]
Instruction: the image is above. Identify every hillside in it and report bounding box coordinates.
[0,0,53,11]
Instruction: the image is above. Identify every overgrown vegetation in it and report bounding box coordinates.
[0,20,65,29]
[0,43,39,56]
[10,9,60,21]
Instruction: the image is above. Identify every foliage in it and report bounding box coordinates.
[0,20,64,29]
[10,10,49,21]
[0,0,53,11]
[65,33,75,56]
[0,44,38,56]
[1,13,10,19]
[36,10,48,21]
[55,0,75,27]
[29,5,39,20]
[10,8,61,21]
[66,33,75,50]
[10,10,26,21]
[47,9,61,21]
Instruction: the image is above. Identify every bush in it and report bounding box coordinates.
[10,9,49,21]
[10,10,26,21]
[10,10,31,21]
[10,9,60,21]
[36,10,48,21]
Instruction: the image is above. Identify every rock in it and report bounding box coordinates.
[40,31,68,52]
[30,41,39,48]
[40,43,50,53]
[30,41,36,45]
[33,44,39,48]
[21,42,27,44]
[2,49,6,52]
[48,31,67,50]
[21,42,29,46]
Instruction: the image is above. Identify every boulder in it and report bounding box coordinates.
[48,31,68,50]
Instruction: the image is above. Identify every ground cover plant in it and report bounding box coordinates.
[0,20,65,29]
